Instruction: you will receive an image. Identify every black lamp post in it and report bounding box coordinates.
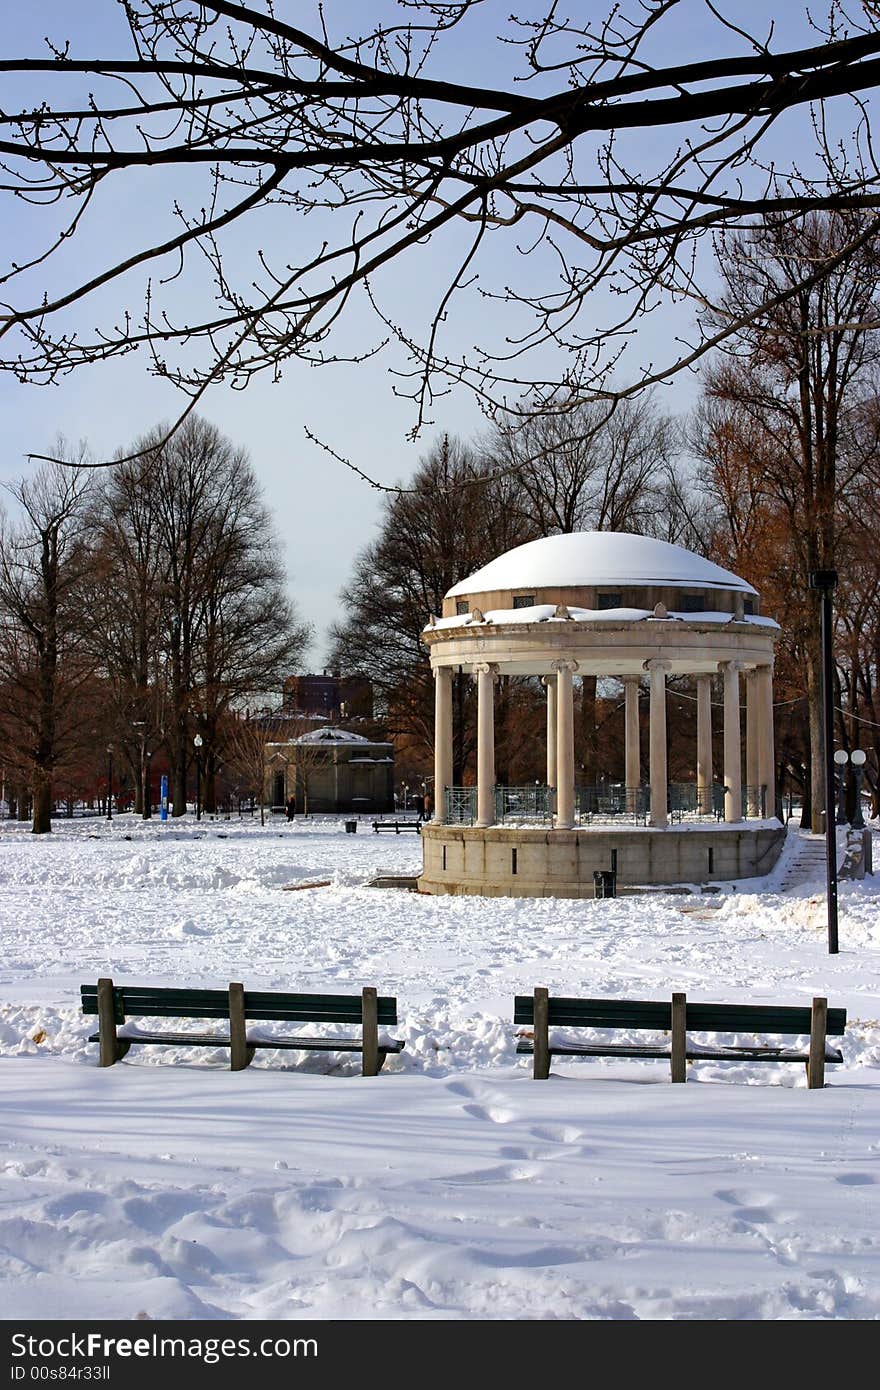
[194,733,203,821]
[809,569,838,955]
[144,750,152,819]
[106,745,113,822]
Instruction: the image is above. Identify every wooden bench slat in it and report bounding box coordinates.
[514,997,847,1037]
[515,996,672,1029]
[89,1032,406,1054]
[517,1041,673,1060]
[82,986,398,1025]
[82,987,229,1005]
[244,990,397,1009]
[516,1040,845,1064]
[84,1002,233,1019]
[685,1003,847,1035]
[89,1030,231,1047]
[248,1037,406,1053]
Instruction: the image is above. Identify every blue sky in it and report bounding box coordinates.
[0,2,856,662]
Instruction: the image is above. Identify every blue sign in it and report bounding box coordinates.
[160,774,169,821]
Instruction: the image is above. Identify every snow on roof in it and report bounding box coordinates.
[446,532,757,598]
[426,605,778,633]
[292,727,371,745]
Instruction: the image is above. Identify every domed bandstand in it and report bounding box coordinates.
[419,532,784,897]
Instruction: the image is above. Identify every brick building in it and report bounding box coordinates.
[282,673,373,722]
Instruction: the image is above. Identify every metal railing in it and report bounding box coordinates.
[443,781,768,826]
[576,785,649,825]
[495,784,554,822]
[742,784,768,818]
[445,786,477,824]
[668,782,725,821]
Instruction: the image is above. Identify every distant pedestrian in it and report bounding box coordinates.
[286,795,296,822]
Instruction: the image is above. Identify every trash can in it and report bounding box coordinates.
[593,869,617,899]
[345,819,357,834]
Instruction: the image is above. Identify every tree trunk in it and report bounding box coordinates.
[32,775,51,834]
[203,726,218,814]
[172,722,188,816]
[804,640,825,832]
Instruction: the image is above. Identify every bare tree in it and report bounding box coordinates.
[222,711,270,823]
[5,3,880,465]
[86,453,167,814]
[188,460,312,812]
[832,404,880,817]
[489,395,678,537]
[700,210,880,828]
[107,415,310,815]
[329,435,535,773]
[0,458,95,832]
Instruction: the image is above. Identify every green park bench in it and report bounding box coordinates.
[514,990,845,1088]
[81,979,404,1076]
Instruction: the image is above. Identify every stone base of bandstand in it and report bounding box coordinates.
[418,821,785,897]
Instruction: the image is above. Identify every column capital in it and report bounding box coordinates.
[472,662,498,678]
[541,672,557,688]
[432,664,453,681]
[551,658,579,674]
[644,658,671,673]
[720,659,745,672]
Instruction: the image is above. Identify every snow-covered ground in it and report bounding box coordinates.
[1,814,878,1320]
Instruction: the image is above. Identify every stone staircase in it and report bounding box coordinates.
[779,833,835,892]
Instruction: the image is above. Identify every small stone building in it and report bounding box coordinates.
[266,727,394,814]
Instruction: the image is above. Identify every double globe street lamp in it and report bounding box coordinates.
[834,747,868,831]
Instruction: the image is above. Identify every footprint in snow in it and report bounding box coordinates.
[462,1102,516,1125]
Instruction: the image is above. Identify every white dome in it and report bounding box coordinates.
[446,531,756,598]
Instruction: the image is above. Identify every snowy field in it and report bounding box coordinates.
[1,813,879,1321]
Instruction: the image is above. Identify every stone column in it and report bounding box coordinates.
[433,665,453,824]
[554,661,577,830]
[722,660,743,823]
[647,660,670,829]
[474,663,497,828]
[542,674,557,791]
[624,678,641,812]
[745,670,759,817]
[696,673,713,815]
[756,664,776,819]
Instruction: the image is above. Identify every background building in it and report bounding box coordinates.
[266,727,394,814]
[282,673,373,723]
